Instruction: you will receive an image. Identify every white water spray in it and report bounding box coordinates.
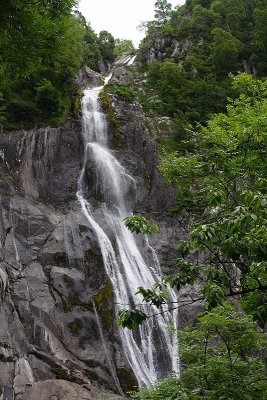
[77,73,179,387]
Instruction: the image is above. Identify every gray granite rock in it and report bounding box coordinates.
[0,60,199,399]
[21,379,126,400]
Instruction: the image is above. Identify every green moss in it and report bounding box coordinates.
[144,171,153,192]
[79,224,89,233]
[80,302,93,312]
[63,194,76,203]
[0,174,7,184]
[94,283,113,304]
[82,249,102,280]
[99,90,120,137]
[63,296,79,312]
[3,191,12,197]
[112,84,136,102]
[54,252,67,267]
[116,367,138,393]
[68,318,82,335]
[71,86,83,118]
[94,283,114,329]
[84,249,98,263]
[54,366,70,380]
[99,77,105,86]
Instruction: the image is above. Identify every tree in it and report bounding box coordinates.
[211,27,241,76]
[146,60,193,116]
[119,73,267,329]
[154,0,172,24]
[191,5,219,35]
[0,0,101,128]
[180,304,267,399]
[73,10,102,71]
[131,305,267,399]
[99,30,115,62]
[0,0,78,77]
[114,39,135,57]
[252,6,267,75]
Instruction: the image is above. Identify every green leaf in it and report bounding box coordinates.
[203,283,225,309]
[123,216,159,236]
[135,284,168,308]
[118,309,148,329]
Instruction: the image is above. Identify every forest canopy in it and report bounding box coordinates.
[0,0,130,130]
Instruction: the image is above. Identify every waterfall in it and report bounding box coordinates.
[77,73,179,387]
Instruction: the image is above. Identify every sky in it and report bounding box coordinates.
[78,0,185,48]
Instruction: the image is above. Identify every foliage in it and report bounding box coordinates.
[138,0,267,150]
[146,60,192,117]
[123,216,159,236]
[180,304,267,399]
[114,39,135,57]
[211,28,241,76]
[0,1,107,129]
[154,0,173,24]
[130,375,188,400]
[157,73,267,324]
[130,305,266,399]
[99,30,115,63]
[136,284,169,308]
[118,309,148,329]
[142,58,234,142]
[109,84,136,103]
[73,10,102,71]
[252,6,267,75]
[121,74,267,332]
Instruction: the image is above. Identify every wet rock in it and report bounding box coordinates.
[76,67,103,89]
[0,121,83,205]
[13,358,35,399]
[0,60,196,398]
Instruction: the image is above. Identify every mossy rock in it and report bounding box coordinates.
[79,224,89,233]
[94,283,114,329]
[68,318,82,335]
[94,283,113,304]
[108,83,136,103]
[62,274,75,289]
[83,249,105,281]
[63,296,79,313]
[99,90,120,138]
[84,249,97,262]
[0,174,7,184]
[63,194,76,203]
[116,367,138,393]
[54,366,70,381]
[54,252,67,267]
[71,85,83,118]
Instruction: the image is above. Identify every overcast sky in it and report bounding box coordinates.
[78,0,185,47]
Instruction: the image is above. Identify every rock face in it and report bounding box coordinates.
[0,64,184,399]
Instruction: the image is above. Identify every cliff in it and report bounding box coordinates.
[0,61,184,399]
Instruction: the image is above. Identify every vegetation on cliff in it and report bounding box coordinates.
[137,0,267,148]
[0,0,125,130]
[124,72,267,399]
[131,306,266,399]
[118,1,267,398]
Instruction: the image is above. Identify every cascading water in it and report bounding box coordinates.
[77,71,179,387]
